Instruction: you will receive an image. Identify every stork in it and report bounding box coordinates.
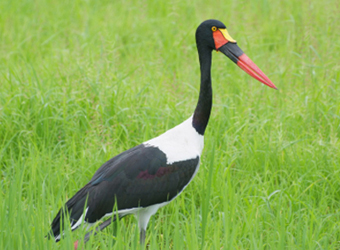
[48,19,277,248]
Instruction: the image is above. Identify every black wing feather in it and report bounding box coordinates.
[50,144,199,238]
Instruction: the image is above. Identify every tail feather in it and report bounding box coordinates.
[48,184,91,241]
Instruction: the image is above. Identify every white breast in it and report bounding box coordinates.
[144,116,204,164]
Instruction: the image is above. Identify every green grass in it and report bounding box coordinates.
[1,0,340,249]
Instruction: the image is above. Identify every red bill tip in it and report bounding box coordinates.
[237,54,277,90]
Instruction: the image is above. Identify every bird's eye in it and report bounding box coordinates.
[211,26,217,32]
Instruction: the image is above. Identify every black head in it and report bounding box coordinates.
[195,19,227,51]
[195,19,277,89]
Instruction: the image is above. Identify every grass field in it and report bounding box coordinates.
[1,0,340,249]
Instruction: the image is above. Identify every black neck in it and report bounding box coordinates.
[192,46,212,135]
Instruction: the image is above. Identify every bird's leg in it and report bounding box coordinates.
[74,218,112,249]
[74,215,124,249]
[140,228,146,246]
[84,217,113,243]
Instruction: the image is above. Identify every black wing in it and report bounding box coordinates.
[50,144,199,238]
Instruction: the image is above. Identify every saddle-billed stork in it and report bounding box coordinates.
[48,19,277,247]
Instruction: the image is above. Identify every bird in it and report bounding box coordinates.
[48,19,277,247]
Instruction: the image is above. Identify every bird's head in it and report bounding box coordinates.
[196,19,277,89]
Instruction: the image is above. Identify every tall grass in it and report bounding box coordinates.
[1,0,340,249]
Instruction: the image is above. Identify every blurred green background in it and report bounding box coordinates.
[1,0,340,249]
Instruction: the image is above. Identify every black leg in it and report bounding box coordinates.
[79,214,126,246]
[83,217,114,243]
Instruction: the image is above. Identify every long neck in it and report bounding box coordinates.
[192,47,212,135]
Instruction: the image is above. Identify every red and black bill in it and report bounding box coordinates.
[213,28,277,90]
